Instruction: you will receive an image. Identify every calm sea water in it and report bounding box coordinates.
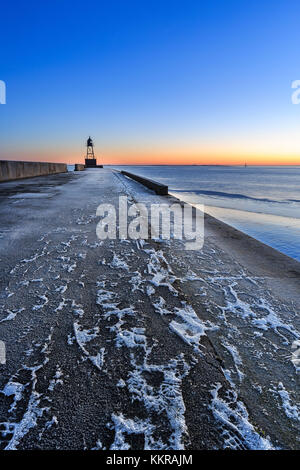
[112,165,300,262]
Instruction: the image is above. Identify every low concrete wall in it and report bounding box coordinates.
[121,171,168,195]
[75,164,85,171]
[0,160,67,182]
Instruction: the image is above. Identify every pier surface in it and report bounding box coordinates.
[0,169,299,450]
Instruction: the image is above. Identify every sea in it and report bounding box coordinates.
[109,165,300,262]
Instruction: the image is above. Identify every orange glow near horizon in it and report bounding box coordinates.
[2,147,300,166]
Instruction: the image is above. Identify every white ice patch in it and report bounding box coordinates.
[97,262,191,449]
[61,235,78,247]
[109,253,130,271]
[0,308,25,323]
[90,348,106,370]
[270,382,300,422]
[76,215,97,225]
[96,287,118,309]
[222,341,244,383]
[0,390,46,450]
[55,298,67,312]
[129,272,144,292]
[48,366,63,392]
[146,249,177,294]
[73,322,105,371]
[32,295,48,311]
[251,298,299,341]
[169,321,203,352]
[115,328,146,350]
[44,415,58,430]
[105,307,136,325]
[221,283,256,321]
[20,246,48,265]
[117,379,126,388]
[82,240,103,248]
[55,284,68,294]
[222,369,236,389]
[67,333,74,345]
[57,255,70,262]
[66,262,77,273]
[152,297,172,315]
[153,299,217,353]
[170,303,217,353]
[96,285,138,349]
[74,322,99,347]
[210,383,275,450]
[72,300,84,317]
[0,332,53,450]
[109,413,157,450]
[146,285,156,296]
[91,439,105,450]
[1,382,25,413]
[221,283,299,344]
[127,351,190,450]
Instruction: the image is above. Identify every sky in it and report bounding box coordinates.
[1,0,300,165]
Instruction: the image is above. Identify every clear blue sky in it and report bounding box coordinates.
[1,0,300,164]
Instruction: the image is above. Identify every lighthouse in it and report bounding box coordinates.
[84,137,103,168]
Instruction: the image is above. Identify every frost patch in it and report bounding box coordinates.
[129,272,144,292]
[109,253,130,271]
[0,334,53,449]
[146,249,177,294]
[270,382,300,422]
[127,352,190,450]
[0,308,25,323]
[73,323,105,371]
[221,284,299,344]
[170,303,217,353]
[90,348,106,371]
[152,297,172,315]
[116,328,146,350]
[153,300,217,353]
[74,322,99,348]
[109,413,160,450]
[72,300,84,317]
[222,341,244,383]
[55,285,68,294]
[55,298,67,312]
[1,382,25,413]
[210,383,275,450]
[48,366,63,392]
[32,295,48,311]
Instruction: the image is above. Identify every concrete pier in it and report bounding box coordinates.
[121,169,168,194]
[0,160,67,182]
[0,168,299,450]
[74,164,85,171]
